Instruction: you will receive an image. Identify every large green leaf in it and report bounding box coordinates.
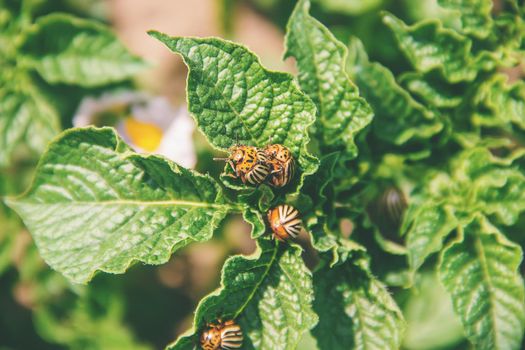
[439,216,525,350]
[346,37,443,146]
[0,72,60,167]
[6,127,230,284]
[148,32,318,182]
[383,13,478,83]
[437,0,493,39]
[169,240,317,350]
[18,13,146,87]
[312,257,405,350]
[284,0,373,157]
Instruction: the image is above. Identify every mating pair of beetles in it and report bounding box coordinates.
[215,143,295,188]
[216,143,301,241]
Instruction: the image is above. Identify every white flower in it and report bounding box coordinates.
[73,91,196,168]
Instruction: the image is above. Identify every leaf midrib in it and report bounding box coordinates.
[10,198,230,209]
[186,40,259,145]
[474,234,500,348]
[234,242,279,319]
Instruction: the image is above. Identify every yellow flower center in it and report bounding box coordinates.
[124,117,163,152]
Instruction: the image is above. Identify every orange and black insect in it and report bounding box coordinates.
[214,145,270,185]
[267,204,302,241]
[263,144,295,187]
[200,319,243,350]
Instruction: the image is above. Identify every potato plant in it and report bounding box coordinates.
[3,0,525,349]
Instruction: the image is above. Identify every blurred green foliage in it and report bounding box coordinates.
[2,0,525,349]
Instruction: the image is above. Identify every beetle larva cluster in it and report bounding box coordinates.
[215,143,295,187]
[200,319,243,350]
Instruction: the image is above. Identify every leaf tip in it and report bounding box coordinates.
[381,11,400,28]
[147,30,162,39]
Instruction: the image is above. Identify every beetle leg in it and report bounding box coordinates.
[226,160,236,173]
[270,163,283,174]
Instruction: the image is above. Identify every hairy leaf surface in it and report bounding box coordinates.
[19,13,146,87]
[285,0,373,157]
[169,240,317,350]
[7,127,229,283]
[439,216,525,350]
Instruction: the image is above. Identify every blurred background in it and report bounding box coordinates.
[0,0,473,349]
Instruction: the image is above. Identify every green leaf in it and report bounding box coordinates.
[346,37,443,145]
[382,13,478,83]
[169,240,317,350]
[437,0,493,39]
[18,13,146,87]
[449,147,525,225]
[0,72,60,167]
[472,74,525,131]
[240,185,275,239]
[312,256,405,350]
[284,0,373,157]
[399,72,463,108]
[6,127,230,284]
[474,169,525,225]
[148,31,319,185]
[302,152,341,254]
[404,202,458,272]
[439,215,525,350]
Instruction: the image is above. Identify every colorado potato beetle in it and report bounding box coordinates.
[367,186,407,242]
[263,144,295,187]
[214,145,270,186]
[200,319,243,350]
[267,204,303,241]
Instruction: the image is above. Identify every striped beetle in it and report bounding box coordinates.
[263,144,295,188]
[215,145,270,186]
[267,204,303,241]
[200,319,243,350]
